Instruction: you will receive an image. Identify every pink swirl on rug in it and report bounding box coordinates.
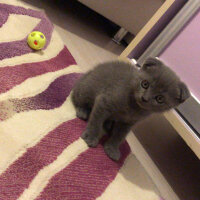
[0,46,76,94]
[36,142,130,200]
[0,9,9,27]
[0,118,86,200]
[0,72,81,121]
[0,3,53,60]
[12,73,81,112]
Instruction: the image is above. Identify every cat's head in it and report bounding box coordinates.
[134,57,190,112]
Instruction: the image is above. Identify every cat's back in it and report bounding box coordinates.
[72,60,139,112]
[93,61,135,76]
[72,61,138,106]
[83,61,137,87]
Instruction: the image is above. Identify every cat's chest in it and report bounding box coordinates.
[112,108,149,124]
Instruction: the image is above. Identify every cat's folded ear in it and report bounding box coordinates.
[142,57,163,71]
[176,82,190,103]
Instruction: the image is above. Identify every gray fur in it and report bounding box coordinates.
[72,57,190,161]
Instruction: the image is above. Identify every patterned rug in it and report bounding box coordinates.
[0,1,163,199]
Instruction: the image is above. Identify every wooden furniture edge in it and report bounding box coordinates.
[120,0,175,58]
[121,1,199,199]
[164,110,200,159]
[127,132,180,200]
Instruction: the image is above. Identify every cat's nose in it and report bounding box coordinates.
[141,96,149,103]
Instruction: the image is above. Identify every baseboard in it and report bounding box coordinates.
[126,131,180,200]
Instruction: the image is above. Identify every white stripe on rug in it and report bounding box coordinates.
[0,64,81,101]
[0,14,40,43]
[0,94,76,175]
[18,138,88,200]
[0,30,64,67]
[97,154,161,200]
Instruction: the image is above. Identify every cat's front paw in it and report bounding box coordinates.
[81,130,99,147]
[76,107,90,121]
[104,143,120,161]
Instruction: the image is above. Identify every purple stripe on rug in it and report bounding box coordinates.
[36,142,130,200]
[0,9,9,27]
[12,73,81,112]
[0,3,53,60]
[0,46,76,94]
[0,118,86,200]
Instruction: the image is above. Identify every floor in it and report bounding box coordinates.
[22,0,124,72]
[21,1,200,199]
[133,114,200,200]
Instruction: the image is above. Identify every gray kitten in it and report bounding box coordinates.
[72,57,190,161]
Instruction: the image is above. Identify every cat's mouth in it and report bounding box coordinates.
[136,99,150,110]
[134,93,151,110]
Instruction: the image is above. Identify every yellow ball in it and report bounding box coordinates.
[27,31,46,50]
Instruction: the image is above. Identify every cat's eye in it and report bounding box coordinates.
[156,95,164,104]
[141,80,149,89]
